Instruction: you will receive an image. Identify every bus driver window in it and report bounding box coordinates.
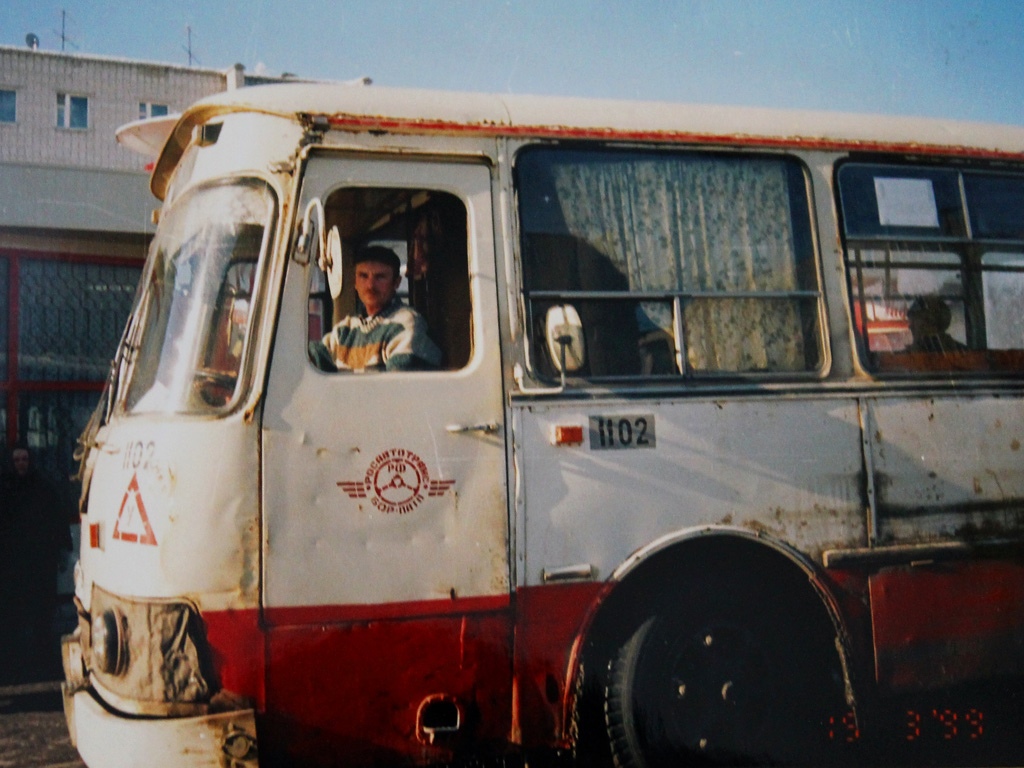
[307,189,472,372]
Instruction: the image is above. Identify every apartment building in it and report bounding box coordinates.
[0,42,281,513]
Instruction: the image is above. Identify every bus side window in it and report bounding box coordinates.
[839,164,1024,376]
[307,188,472,372]
[516,147,821,381]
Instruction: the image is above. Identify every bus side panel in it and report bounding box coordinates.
[517,397,868,582]
[866,395,1024,692]
[261,610,513,766]
[869,395,1024,541]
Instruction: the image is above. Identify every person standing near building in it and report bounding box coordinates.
[0,444,72,681]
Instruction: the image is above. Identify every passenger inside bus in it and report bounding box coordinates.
[905,295,967,354]
[309,245,441,372]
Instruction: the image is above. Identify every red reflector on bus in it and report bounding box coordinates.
[553,425,584,446]
[90,522,102,549]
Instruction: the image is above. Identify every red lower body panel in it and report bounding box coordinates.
[513,583,606,748]
[198,586,603,765]
[262,601,513,766]
[202,608,265,705]
[870,560,1024,691]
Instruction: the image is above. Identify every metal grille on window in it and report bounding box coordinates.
[18,390,101,504]
[0,257,8,380]
[18,261,138,381]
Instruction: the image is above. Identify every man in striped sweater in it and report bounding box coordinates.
[311,245,442,372]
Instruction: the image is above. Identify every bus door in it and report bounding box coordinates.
[260,154,511,756]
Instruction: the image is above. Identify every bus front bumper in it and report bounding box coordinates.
[62,634,258,768]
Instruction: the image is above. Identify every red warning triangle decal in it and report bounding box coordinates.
[112,473,158,546]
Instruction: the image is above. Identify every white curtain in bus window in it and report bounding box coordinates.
[542,154,814,373]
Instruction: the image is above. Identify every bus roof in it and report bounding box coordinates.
[151,82,1024,200]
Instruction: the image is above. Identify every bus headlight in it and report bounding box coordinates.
[91,607,128,676]
[88,587,214,711]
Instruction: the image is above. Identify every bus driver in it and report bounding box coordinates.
[310,245,441,372]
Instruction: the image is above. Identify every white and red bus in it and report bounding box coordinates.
[62,83,1024,767]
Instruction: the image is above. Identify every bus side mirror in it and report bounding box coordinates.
[295,198,344,299]
[295,198,324,265]
[321,226,343,298]
[545,304,586,377]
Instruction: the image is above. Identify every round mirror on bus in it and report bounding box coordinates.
[323,225,344,298]
[545,304,586,373]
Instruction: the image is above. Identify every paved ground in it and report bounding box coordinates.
[0,682,84,768]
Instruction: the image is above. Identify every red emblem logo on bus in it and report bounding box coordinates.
[338,448,455,514]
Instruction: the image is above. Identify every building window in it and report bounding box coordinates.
[0,89,15,123]
[1,250,142,510]
[57,93,88,129]
[18,259,140,381]
[139,102,169,120]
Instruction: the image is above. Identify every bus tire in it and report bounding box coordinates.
[604,584,835,767]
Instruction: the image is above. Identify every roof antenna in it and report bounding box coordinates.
[183,25,202,66]
[25,33,40,50]
[54,9,77,52]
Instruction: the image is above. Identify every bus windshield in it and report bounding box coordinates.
[122,180,275,415]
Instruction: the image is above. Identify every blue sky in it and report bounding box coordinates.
[5,1,1024,125]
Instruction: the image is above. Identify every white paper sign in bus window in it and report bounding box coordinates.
[874,177,940,228]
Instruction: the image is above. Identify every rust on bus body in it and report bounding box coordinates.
[323,112,1024,161]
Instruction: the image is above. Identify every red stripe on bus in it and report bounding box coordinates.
[326,114,1024,161]
[202,607,265,705]
[514,582,607,746]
